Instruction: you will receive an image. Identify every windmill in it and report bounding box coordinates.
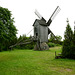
[10,6,61,50]
[33,6,61,50]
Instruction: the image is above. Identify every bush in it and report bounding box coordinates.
[48,42,56,47]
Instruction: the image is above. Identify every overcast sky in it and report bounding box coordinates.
[0,0,75,40]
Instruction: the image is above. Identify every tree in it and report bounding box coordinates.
[62,18,75,59]
[0,6,17,51]
[49,33,55,42]
[55,35,62,41]
[64,23,73,41]
[73,25,75,45]
[49,33,62,45]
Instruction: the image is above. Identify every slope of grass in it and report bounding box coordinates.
[0,46,75,75]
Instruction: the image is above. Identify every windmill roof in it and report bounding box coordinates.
[33,19,48,26]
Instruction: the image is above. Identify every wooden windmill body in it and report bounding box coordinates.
[33,6,61,50]
[10,6,61,50]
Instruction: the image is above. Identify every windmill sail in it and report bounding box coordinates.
[35,9,46,22]
[35,9,42,20]
[47,6,61,26]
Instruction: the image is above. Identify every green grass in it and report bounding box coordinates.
[0,46,75,75]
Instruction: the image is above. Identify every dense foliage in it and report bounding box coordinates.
[14,35,35,49]
[0,7,17,51]
[62,19,75,59]
[49,34,63,45]
[47,42,60,47]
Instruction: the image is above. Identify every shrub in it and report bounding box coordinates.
[48,42,56,47]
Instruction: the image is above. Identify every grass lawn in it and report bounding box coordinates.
[0,46,75,75]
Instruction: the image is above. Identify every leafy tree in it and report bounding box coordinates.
[49,33,62,41]
[49,33,55,41]
[49,33,62,45]
[55,35,62,41]
[0,6,17,51]
[62,18,75,59]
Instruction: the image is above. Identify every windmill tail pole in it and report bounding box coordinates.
[47,6,61,26]
[9,36,35,49]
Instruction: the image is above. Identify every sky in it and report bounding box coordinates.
[0,0,75,40]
